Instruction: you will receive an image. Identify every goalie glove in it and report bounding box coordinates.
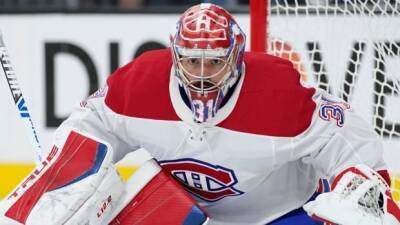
[303,164,400,225]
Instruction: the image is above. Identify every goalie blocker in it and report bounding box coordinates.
[0,131,208,225]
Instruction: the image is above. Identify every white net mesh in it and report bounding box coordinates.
[266,0,400,204]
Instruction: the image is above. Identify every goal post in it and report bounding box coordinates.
[250,0,400,204]
[250,0,267,52]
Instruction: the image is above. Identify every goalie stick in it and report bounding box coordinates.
[0,31,43,165]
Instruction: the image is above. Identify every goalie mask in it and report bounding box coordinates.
[171,3,246,123]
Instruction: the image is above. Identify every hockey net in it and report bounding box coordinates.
[251,0,400,205]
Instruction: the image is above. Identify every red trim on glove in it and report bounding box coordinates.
[330,167,400,223]
[330,167,368,190]
[377,169,391,187]
[387,198,400,222]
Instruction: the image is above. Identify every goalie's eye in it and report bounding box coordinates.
[185,58,201,65]
[210,58,223,65]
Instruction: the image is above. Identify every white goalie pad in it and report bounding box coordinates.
[303,164,400,225]
[0,131,125,225]
[64,164,124,225]
[0,215,22,225]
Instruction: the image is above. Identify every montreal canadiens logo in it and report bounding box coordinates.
[181,8,228,42]
[159,158,243,202]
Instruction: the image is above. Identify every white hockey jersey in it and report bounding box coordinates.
[54,49,387,225]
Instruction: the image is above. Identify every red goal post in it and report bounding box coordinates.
[250,0,400,204]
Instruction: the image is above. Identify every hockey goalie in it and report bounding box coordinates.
[1,3,400,225]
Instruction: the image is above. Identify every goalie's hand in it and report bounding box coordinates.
[303,164,400,225]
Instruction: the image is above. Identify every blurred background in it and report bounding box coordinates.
[0,0,249,11]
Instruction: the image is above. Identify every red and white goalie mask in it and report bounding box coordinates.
[171,3,246,123]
